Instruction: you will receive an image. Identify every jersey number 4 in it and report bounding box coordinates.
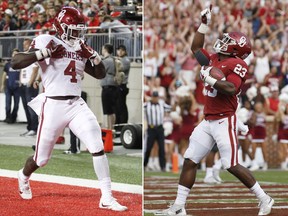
[64,60,77,83]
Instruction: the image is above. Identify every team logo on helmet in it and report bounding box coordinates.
[57,10,66,22]
[238,36,246,47]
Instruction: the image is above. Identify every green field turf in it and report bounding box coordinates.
[0,144,142,185]
[144,170,288,216]
[145,169,288,184]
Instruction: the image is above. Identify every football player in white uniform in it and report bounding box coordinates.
[11,7,127,212]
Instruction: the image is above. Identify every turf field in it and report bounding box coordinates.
[0,144,142,185]
[144,170,288,216]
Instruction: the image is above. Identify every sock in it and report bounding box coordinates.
[213,159,222,170]
[205,168,213,178]
[19,168,30,181]
[252,159,258,166]
[175,185,190,206]
[93,155,112,201]
[250,182,269,202]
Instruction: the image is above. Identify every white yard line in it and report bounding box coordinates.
[0,169,142,195]
[145,205,288,214]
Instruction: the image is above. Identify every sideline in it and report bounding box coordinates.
[0,169,142,194]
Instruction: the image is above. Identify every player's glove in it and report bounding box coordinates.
[198,5,212,34]
[35,41,65,60]
[200,66,211,81]
[75,41,102,65]
[200,66,217,87]
[237,119,249,136]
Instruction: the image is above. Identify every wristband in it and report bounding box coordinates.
[197,23,210,34]
[205,75,217,87]
[35,48,51,61]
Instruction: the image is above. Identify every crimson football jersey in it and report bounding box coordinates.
[204,53,248,120]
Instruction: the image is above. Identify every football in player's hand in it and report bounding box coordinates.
[209,66,225,80]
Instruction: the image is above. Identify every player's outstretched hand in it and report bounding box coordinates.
[49,44,66,58]
[200,66,212,82]
[76,41,101,65]
[35,41,65,60]
[201,4,212,25]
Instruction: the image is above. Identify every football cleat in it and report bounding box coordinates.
[99,197,128,211]
[249,164,260,171]
[204,176,220,184]
[18,170,32,200]
[25,130,36,137]
[258,197,274,215]
[155,203,186,215]
[213,169,223,183]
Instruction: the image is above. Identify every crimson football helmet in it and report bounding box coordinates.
[213,32,251,60]
[53,7,86,47]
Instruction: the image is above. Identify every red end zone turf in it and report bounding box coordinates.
[0,177,142,216]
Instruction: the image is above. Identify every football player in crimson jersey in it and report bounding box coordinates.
[11,7,127,211]
[157,6,274,216]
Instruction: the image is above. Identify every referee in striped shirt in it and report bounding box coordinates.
[144,91,171,171]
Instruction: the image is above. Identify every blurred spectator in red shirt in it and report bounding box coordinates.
[47,7,57,24]
[0,0,8,13]
[17,13,33,36]
[35,12,52,35]
[87,11,100,33]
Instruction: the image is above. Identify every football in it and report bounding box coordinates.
[209,66,225,80]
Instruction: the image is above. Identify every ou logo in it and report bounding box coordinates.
[58,10,66,22]
[238,36,246,47]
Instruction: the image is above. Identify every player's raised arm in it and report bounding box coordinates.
[191,5,212,66]
[11,44,65,70]
[191,5,212,53]
[76,41,106,79]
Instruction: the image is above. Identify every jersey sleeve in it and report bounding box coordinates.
[29,35,54,50]
[226,59,248,90]
[226,73,242,91]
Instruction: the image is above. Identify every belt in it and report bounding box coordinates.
[47,96,79,100]
[148,125,162,129]
[102,86,116,89]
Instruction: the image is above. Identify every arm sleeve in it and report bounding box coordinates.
[226,73,243,92]
[30,35,52,50]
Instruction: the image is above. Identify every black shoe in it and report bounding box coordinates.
[32,145,35,151]
[7,119,15,124]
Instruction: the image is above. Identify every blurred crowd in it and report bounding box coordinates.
[0,0,142,35]
[144,0,288,172]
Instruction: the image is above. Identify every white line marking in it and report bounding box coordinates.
[0,169,142,194]
[144,206,288,214]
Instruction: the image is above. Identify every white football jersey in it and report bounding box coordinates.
[30,34,87,96]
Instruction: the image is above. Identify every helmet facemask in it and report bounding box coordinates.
[59,23,86,47]
[213,33,237,56]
